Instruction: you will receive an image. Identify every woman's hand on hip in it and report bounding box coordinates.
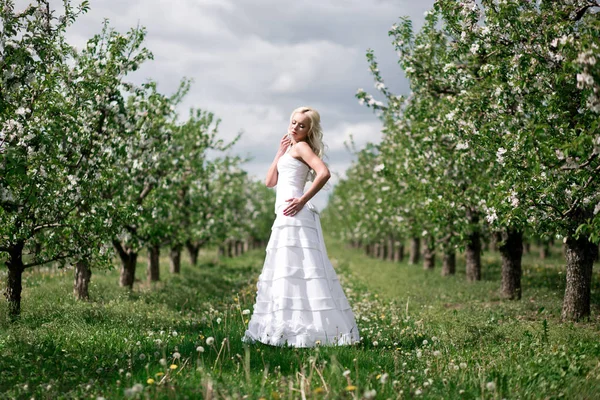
[283,198,305,216]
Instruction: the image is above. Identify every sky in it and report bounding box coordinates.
[18,0,435,210]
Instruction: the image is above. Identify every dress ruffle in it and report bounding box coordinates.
[242,206,360,348]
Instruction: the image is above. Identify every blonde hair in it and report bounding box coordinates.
[290,106,326,181]
[290,107,325,159]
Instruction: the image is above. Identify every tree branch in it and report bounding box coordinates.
[560,153,598,171]
[24,252,76,269]
[138,183,153,204]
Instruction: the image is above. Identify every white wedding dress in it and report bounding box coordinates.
[242,147,360,348]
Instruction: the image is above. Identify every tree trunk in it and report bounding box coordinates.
[387,236,394,261]
[423,239,435,270]
[441,250,456,276]
[170,245,182,274]
[73,260,92,301]
[113,240,138,289]
[227,240,233,257]
[380,241,387,260]
[5,241,25,319]
[524,240,531,254]
[561,235,596,321]
[409,237,420,265]
[218,245,225,256]
[499,229,523,300]
[490,231,502,252]
[539,239,550,260]
[147,245,160,282]
[186,240,200,266]
[397,243,404,262]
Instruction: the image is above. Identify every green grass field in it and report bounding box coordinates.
[1,238,599,399]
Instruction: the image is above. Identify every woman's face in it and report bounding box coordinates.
[288,112,311,143]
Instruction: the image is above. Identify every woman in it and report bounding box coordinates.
[242,106,360,348]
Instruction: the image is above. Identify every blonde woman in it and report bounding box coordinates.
[243,107,360,348]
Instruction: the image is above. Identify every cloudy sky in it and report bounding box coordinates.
[22,0,435,210]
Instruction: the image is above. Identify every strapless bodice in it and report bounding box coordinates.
[274,151,310,213]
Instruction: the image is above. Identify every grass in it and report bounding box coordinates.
[0,239,599,399]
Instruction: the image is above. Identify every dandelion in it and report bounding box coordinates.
[147,378,154,385]
[171,331,178,337]
[169,364,178,370]
[139,353,146,360]
[159,358,167,366]
[422,339,428,346]
[415,389,422,395]
[173,352,181,359]
[433,350,441,357]
[196,346,205,353]
[315,340,321,346]
[380,373,389,384]
[216,318,222,324]
[346,385,357,391]
[343,370,351,378]
[242,309,251,315]
[364,389,377,399]
[206,337,215,345]
[417,350,422,358]
[155,372,164,377]
[460,362,467,369]
[486,381,496,391]
[372,341,379,346]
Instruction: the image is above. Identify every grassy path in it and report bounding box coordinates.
[0,238,599,399]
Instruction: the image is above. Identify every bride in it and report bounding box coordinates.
[242,106,360,348]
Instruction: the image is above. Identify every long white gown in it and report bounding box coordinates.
[242,147,360,347]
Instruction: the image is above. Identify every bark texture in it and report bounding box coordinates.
[409,237,420,265]
[465,210,481,281]
[170,246,182,274]
[423,239,435,270]
[499,229,523,300]
[5,241,25,318]
[442,250,456,276]
[113,240,138,289]
[186,240,200,266]
[73,260,92,300]
[561,236,596,321]
[147,245,160,282]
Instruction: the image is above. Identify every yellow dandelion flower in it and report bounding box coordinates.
[346,385,357,391]
[376,374,381,380]
[169,364,178,370]
[245,319,249,324]
[147,378,155,385]
[155,372,164,377]
[313,387,324,394]
[271,391,280,399]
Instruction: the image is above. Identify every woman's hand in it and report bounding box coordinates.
[283,197,306,216]
[278,133,291,155]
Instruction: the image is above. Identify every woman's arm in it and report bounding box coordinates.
[283,142,330,215]
[265,134,291,187]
